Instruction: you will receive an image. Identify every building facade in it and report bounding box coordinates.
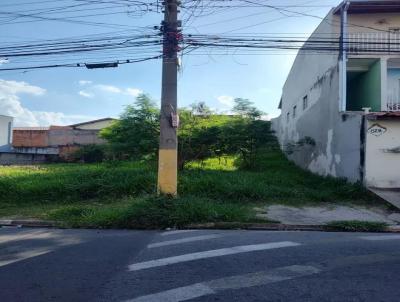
[272,0,400,189]
[9,118,115,162]
[0,115,13,152]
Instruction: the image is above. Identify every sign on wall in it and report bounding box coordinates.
[367,124,387,137]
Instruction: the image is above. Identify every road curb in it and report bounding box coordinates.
[0,219,57,228]
[186,222,325,231]
[1,219,399,233]
[186,222,400,233]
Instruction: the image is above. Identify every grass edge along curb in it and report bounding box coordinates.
[323,220,390,232]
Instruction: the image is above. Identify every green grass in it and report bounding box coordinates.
[181,148,379,206]
[46,196,258,229]
[324,220,389,232]
[0,146,386,229]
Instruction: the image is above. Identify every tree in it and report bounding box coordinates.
[190,101,211,116]
[232,98,263,119]
[100,94,160,159]
[100,95,272,170]
[178,105,217,169]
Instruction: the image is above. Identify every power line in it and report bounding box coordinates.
[0,55,161,71]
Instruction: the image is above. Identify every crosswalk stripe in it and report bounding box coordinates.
[161,230,199,236]
[360,235,400,241]
[148,234,222,248]
[125,265,319,302]
[128,241,300,271]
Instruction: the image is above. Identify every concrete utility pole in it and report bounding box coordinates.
[157,0,181,196]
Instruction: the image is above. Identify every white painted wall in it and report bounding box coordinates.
[273,8,400,183]
[365,119,400,188]
[0,115,13,151]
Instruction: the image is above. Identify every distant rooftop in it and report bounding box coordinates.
[13,118,116,131]
[13,127,49,131]
[69,117,116,128]
[334,0,400,14]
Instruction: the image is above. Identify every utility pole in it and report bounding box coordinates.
[157,0,181,196]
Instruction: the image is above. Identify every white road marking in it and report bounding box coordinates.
[125,283,214,302]
[0,230,84,268]
[124,265,319,302]
[0,230,55,244]
[148,235,222,249]
[361,235,400,241]
[161,230,199,236]
[128,241,300,271]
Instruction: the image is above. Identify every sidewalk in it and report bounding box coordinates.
[256,204,400,226]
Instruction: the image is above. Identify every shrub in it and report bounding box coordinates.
[73,144,106,163]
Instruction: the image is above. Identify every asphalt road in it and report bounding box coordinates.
[1,227,400,302]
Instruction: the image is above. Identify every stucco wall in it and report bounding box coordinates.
[276,66,363,182]
[365,119,400,188]
[273,10,363,182]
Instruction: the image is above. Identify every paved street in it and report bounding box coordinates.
[1,227,400,302]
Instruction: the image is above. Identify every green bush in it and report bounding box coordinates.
[73,144,106,163]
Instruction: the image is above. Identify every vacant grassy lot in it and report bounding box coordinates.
[0,146,384,228]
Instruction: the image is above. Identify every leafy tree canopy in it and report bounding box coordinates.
[98,95,273,170]
[100,94,159,159]
[232,98,264,119]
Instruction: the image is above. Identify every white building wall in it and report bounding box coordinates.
[273,11,361,180]
[273,9,400,183]
[365,119,400,188]
[276,10,340,145]
[0,115,13,151]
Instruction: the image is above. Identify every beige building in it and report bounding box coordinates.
[272,0,400,190]
[69,118,116,130]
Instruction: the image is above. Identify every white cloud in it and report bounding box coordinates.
[95,84,121,94]
[79,80,92,86]
[217,95,234,108]
[0,79,45,96]
[76,82,143,101]
[79,90,94,98]
[30,111,97,126]
[125,88,142,97]
[0,79,95,127]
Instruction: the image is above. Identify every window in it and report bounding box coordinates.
[286,112,290,123]
[293,106,297,118]
[303,95,308,110]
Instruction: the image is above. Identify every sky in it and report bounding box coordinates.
[0,0,341,126]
